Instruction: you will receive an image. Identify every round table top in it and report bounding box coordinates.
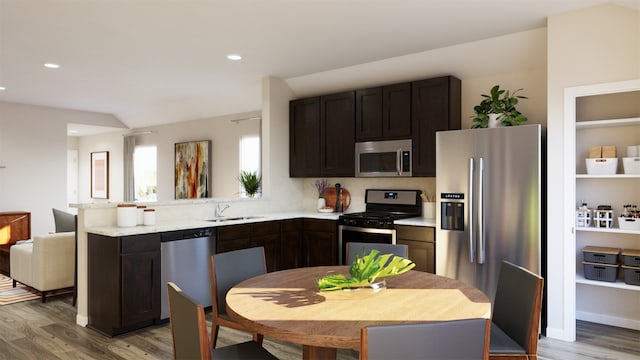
[226,266,491,350]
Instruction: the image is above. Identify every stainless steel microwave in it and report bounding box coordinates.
[355,139,412,177]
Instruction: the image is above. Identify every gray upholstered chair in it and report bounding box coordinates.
[167,282,276,360]
[361,318,491,360]
[209,247,267,348]
[489,261,544,360]
[52,208,76,233]
[346,242,409,265]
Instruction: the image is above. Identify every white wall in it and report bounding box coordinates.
[0,101,123,235]
[546,4,640,341]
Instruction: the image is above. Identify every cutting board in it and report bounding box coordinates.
[323,187,351,211]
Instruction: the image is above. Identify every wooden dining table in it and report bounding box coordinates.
[226,266,491,360]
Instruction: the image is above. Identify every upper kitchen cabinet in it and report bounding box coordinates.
[290,97,322,177]
[411,76,461,177]
[355,82,411,141]
[290,91,355,177]
[321,91,356,177]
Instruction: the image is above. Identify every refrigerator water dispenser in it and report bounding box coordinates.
[441,201,464,231]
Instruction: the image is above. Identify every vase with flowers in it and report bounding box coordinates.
[314,179,329,211]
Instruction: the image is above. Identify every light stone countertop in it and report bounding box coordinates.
[86,212,436,238]
[86,211,341,237]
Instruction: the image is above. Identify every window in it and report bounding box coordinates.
[239,135,260,197]
[134,145,157,201]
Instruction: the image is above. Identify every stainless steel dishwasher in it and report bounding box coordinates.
[160,227,215,320]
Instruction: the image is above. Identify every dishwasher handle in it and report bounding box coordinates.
[161,227,214,242]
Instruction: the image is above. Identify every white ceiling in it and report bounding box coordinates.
[1,0,637,132]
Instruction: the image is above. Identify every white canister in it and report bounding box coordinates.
[117,204,137,227]
[423,202,436,219]
[627,145,639,157]
[136,205,147,225]
[143,208,156,226]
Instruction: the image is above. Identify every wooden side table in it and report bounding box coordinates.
[0,211,32,276]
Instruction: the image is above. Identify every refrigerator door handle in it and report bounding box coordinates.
[468,157,476,263]
[478,157,485,264]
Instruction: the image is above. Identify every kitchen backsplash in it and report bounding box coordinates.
[302,177,436,213]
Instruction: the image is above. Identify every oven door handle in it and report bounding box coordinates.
[340,225,396,236]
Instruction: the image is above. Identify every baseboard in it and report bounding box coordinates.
[576,310,640,331]
[76,314,88,327]
[545,326,575,342]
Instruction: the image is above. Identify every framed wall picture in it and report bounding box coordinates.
[91,151,109,199]
[175,140,211,199]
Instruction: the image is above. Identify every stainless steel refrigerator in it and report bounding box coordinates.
[435,124,545,303]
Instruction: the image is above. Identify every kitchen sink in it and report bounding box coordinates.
[206,216,263,222]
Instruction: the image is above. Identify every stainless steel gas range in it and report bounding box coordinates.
[337,189,422,264]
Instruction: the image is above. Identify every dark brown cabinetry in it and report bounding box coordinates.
[280,219,303,270]
[290,75,460,178]
[411,76,461,176]
[290,92,355,177]
[290,97,321,177]
[356,83,411,141]
[88,233,161,336]
[303,219,337,266]
[321,92,355,177]
[396,225,435,273]
[216,221,281,272]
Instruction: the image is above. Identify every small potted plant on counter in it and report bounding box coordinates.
[239,171,261,198]
[471,85,528,128]
[314,178,329,211]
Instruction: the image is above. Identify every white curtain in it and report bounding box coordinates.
[123,135,136,201]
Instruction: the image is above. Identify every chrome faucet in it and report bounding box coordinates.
[215,204,230,217]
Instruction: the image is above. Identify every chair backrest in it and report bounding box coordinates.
[52,208,76,233]
[361,318,490,360]
[210,247,267,317]
[346,242,408,265]
[167,282,211,360]
[492,260,544,353]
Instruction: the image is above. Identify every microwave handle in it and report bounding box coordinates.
[396,149,401,175]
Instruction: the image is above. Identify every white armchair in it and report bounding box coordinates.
[10,232,75,302]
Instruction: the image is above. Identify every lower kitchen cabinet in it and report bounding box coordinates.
[216,221,281,272]
[303,219,338,266]
[397,225,435,273]
[280,219,303,270]
[88,233,161,336]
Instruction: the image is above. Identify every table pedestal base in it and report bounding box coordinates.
[303,345,337,360]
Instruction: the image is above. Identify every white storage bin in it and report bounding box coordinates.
[585,158,618,175]
[618,217,640,231]
[622,157,640,174]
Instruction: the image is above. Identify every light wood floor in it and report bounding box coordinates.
[0,294,638,360]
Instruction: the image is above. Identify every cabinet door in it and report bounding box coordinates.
[320,91,355,177]
[303,219,337,267]
[397,225,435,273]
[121,250,161,326]
[411,76,461,176]
[251,221,281,272]
[280,219,303,270]
[216,224,252,253]
[290,97,321,177]
[355,87,383,141]
[382,82,411,139]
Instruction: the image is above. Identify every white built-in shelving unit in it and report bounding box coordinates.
[565,80,640,334]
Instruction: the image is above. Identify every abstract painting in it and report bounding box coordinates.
[91,151,109,199]
[175,140,210,199]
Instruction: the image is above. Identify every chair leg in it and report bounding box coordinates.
[253,333,264,345]
[210,324,220,348]
[12,279,16,288]
[41,291,46,303]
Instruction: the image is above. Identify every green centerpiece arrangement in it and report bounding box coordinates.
[317,249,415,291]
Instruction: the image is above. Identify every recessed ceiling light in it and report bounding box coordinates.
[227,54,242,61]
[0,86,5,91]
[44,63,60,69]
